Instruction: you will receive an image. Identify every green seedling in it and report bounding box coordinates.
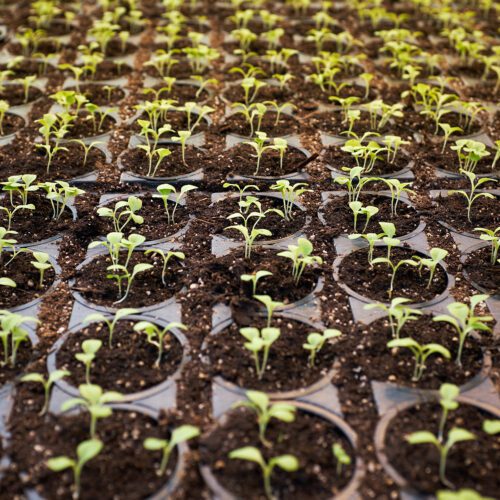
[303,329,341,367]
[0,311,37,367]
[241,270,273,295]
[332,443,351,476]
[277,238,322,284]
[144,248,185,286]
[240,326,280,379]
[21,370,70,415]
[153,184,197,225]
[83,308,138,348]
[75,339,102,384]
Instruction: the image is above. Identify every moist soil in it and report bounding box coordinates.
[64,112,116,139]
[421,143,498,175]
[120,145,207,178]
[72,251,184,308]
[211,195,307,241]
[66,83,126,105]
[463,246,500,296]
[0,251,56,308]
[222,83,296,105]
[201,407,355,499]
[134,110,209,135]
[0,140,104,181]
[7,408,178,500]
[224,142,308,177]
[384,403,500,496]
[81,61,133,81]
[96,194,190,241]
[354,315,484,389]
[0,341,32,387]
[0,113,24,136]
[323,145,411,176]
[219,112,300,137]
[435,193,500,234]
[338,246,449,303]
[320,193,421,237]
[144,59,197,80]
[143,83,209,104]
[191,247,320,305]
[0,84,43,106]
[55,319,183,393]
[205,316,338,392]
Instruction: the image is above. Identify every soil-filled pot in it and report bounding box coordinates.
[11,405,189,500]
[200,401,364,500]
[204,314,338,396]
[318,191,425,240]
[47,315,189,401]
[70,249,185,311]
[461,242,500,298]
[353,315,491,391]
[333,245,452,306]
[374,397,500,498]
[0,249,60,311]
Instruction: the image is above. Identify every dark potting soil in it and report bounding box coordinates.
[224,142,308,177]
[144,59,197,80]
[384,403,500,496]
[219,112,300,137]
[66,83,126,105]
[143,83,209,104]
[96,195,190,241]
[0,193,73,243]
[0,140,104,181]
[64,112,116,139]
[421,143,498,175]
[320,193,421,237]
[0,59,56,78]
[404,110,484,138]
[0,339,32,386]
[205,316,338,392]
[0,113,24,136]
[0,251,56,308]
[435,193,499,234]
[338,246,449,303]
[355,315,484,389]
[8,409,178,500]
[134,110,209,135]
[201,407,355,499]
[72,251,184,307]
[0,84,43,106]
[120,145,206,178]
[103,39,137,58]
[56,319,183,393]
[222,83,296,105]
[323,144,411,176]
[192,247,320,305]
[81,61,133,81]
[464,246,500,296]
[211,194,307,241]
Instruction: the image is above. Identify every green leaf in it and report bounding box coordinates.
[273,454,299,471]
[229,446,264,466]
[483,420,500,435]
[77,439,103,465]
[47,456,75,471]
[144,437,167,451]
[406,431,439,446]
[170,425,200,447]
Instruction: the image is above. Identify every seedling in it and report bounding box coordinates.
[387,338,451,381]
[75,339,102,384]
[30,251,52,288]
[61,383,123,438]
[107,262,153,304]
[83,308,138,348]
[233,390,296,445]
[334,166,378,203]
[332,443,351,476]
[0,100,9,135]
[371,255,419,298]
[144,425,200,475]
[171,130,192,165]
[229,447,298,500]
[223,182,259,204]
[303,329,341,367]
[21,370,70,415]
[1,174,38,206]
[133,320,186,368]
[438,383,460,442]
[451,140,490,173]
[437,490,494,500]
[406,427,475,488]
[277,238,322,284]
[365,297,422,338]
[244,132,274,175]
[439,124,463,153]
[71,140,103,166]
[254,295,284,327]
[0,202,35,231]
[47,439,103,499]
[241,270,272,296]
[144,248,185,286]
[0,311,37,367]
[348,201,379,232]
[383,179,415,217]
[433,295,493,365]
[153,183,197,225]
[474,227,500,264]
[448,170,496,222]
[39,181,85,220]
[483,420,500,435]
[269,180,310,221]
[240,326,281,379]
[414,247,448,288]
[97,196,144,233]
